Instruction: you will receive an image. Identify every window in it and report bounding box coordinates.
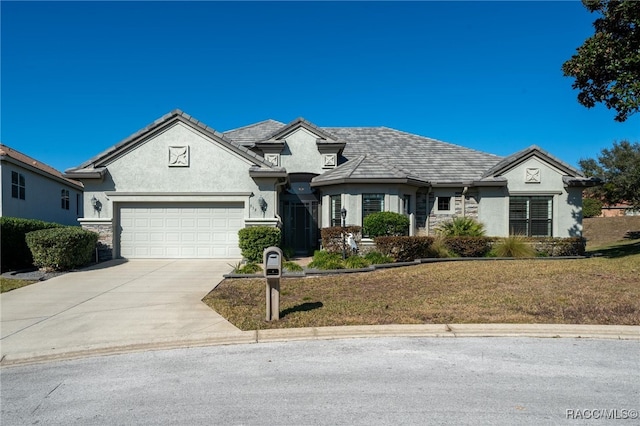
[509,196,553,237]
[11,171,25,200]
[437,196,451,211]
[362,193,384,220]
[61,189,70,210]
[330,195,342,227]
[403,194,411,215]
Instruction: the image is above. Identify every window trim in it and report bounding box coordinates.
[11,171,26,200]
[436,196,451,212]
[330,194,342,227]
[362,193,385,221]
[509,196,553,237]
[61,189,70,210]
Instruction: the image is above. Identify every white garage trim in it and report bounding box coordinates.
[118,202,243,259]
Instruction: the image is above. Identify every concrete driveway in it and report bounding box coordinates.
[1,259,249,363]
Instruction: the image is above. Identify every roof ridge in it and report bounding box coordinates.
[377,126,503,159]
[223,119,285,134]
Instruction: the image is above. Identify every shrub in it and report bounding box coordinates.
[308,250,345,270]
[0,217,65,272]
[374,236,435,262]
[443,237,493,257]
[344,256,370,269]
[25,227,98,271]
[491,235,536,258]
[436,217,486,237]
[429,235,454,258]
[238,226,281,263]
[364,251,394,265]
[529,237,586,257]
[283,260,303,272]
[363,212,409,237]
[320,226,362,254]
[582,198,603,218]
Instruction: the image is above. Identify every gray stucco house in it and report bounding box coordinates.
[65,110,597,259]
[1,144,83,226]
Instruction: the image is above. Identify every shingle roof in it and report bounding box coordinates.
[324,127,502,183]
[312,154,426,186]
[0,144,83,189]
[223,122,504,183]
[223,119,285,147]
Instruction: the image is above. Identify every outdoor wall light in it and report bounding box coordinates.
[341,207,347,227]
[258,196,268,217]
[91,195,102,214]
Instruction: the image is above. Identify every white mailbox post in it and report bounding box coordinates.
[263,246,283,321]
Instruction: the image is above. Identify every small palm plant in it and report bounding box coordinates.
[436,217,486,237]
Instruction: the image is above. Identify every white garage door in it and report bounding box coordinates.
[119,203,244,258]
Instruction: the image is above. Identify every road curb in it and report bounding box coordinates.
[1,324,638,367]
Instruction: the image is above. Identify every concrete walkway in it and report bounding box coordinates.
[1,259,248,364]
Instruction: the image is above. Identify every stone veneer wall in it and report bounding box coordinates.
[81,222,113,261]
[416,190,480,235]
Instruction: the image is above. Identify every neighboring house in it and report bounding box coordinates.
[65,110,599,259]
[600,203,640,217]
[1,144,83,226]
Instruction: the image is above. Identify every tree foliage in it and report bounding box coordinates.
[562,0,640,122]
[579,140,640,208]
[582,197,604,218]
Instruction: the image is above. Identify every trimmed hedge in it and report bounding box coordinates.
[363,212,409,237]
[374,236,435,262]
[0,217,65,272]
[26,227,98,271]
[238,226,281,263]
[320,226,362,254]
[444,237,494,258]
[527,237,586,257]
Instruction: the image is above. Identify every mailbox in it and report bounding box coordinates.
[263,246,283,278]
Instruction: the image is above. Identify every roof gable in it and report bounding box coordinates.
[67,110,275,175]
[482,145,583,178]
[262,117,341,143]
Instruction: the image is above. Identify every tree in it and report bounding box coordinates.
[579,140,640,209]
[562,0,640,122]
[582,197,603,218]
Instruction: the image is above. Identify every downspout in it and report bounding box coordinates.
[461,186,469,217]
[425,187,431,235]
[274,178,288,227]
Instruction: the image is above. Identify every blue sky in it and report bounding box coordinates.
[2,1,638,173]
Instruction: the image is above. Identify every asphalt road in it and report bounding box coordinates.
[2,337,639,425]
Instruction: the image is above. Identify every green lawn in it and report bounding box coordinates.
[1,277,38,293]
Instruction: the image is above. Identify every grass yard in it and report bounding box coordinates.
[205,216,640,330]
[204,252,640,330]
[1,277,38,293]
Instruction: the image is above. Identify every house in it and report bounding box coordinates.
[1,144,83,226]
[600,202,640,217]
[64,110,599,259]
